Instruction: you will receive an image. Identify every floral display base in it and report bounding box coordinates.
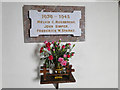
[40,74,76,89]
[40,63,76,89]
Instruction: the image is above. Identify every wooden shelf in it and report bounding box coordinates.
[40,73,76,84]
[40,63,76,89]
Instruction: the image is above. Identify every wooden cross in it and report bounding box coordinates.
[65,63,70,74]
[65,64,75,78]
[65,63,69,68]
[69,65,75,73]
[69,65,75,78]
[40,65,49,80]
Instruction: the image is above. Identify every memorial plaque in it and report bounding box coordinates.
[23,5,85,43]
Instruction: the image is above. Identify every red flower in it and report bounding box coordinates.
[62,45,65,49]
[40,47,43,53]
[46,42,51,48]
[44,41,48,44]
[68,43,71,45]
[52,41,54,44]
[47,47,51,51]
[71,53,74,56]
[67,54,70,58]
[48,55,53,60]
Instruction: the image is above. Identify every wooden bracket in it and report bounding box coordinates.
[40,63,76,89]
[40,65,49,80]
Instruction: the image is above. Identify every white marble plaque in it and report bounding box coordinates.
[29,10,81,37]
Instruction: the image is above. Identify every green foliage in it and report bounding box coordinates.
[39,40,76,67]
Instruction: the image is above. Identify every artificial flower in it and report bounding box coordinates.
[40,47,43,53]
[47,47,51,51]
[62,45,65,49]
[46,42,51,48]
[39,39,75,68]
[67,54,70,58]
[52,41,54,44]
[68,43,71,46]
[61,61,67,66]
[63,54,67,58]
[71,53,74,56]
[58,57,64,62]
[48,55,53,60]
[44,41,48,44]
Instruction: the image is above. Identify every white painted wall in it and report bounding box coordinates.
[118,3,120,88]
[0,2,2,90]
[2,2,118,88]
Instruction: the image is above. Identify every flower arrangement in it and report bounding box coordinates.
[39,39,75,68]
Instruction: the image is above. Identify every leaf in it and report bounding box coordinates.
[73,44,75,48]
[46,63,49,68]
[43,45,46,48]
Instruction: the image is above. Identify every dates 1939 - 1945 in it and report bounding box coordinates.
[42,14,70,19]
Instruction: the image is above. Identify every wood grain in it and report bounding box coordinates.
[40,74,76,84]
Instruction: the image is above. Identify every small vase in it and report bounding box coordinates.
[54,63,63,79]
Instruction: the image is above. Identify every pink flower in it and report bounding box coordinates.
[53,49,55,51]
[44,41,48,44]
[63,54,67,58]
[48,55,53,60]
[58,57,64,62]
[59,38,61,41]
[52,41,54,44]
[47,47,51,51]
[56,45,57,47]
[61,61,67,66]
[68,43,71,45]
[62,45,65,49]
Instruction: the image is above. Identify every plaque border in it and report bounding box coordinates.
[23,5,85,43]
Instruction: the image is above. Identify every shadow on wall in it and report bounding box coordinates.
[119,1,120,7]
[32,44,44,82]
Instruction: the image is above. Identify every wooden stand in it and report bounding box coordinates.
[40,63,76,89]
